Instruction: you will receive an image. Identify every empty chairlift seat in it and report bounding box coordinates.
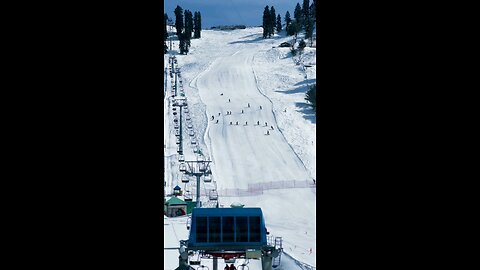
[209,189,218,200]
[181,174,189,183]
[179,163,186,172]
[178,154,185,162]
[203,175,212,183]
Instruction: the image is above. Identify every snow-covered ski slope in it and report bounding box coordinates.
[164,27,316,268]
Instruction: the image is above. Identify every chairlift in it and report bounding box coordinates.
[179,155,185,162]
[184,191,192,202]
[209,189,218,201]
[191,139,197,145]
[203,175,212,183]
[186,216,192,230]
[176,138,180,144]
[181,174,189,183]
[193,146,199,153]
[179,163,186,172]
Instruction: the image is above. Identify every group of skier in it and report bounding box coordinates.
[211,93,273,135]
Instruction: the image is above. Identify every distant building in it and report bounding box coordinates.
[165,197,188,217]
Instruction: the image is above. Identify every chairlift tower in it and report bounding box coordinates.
[173,96,187,155]
[182,159,212,208]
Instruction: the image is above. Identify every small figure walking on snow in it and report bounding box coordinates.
[218,112,221,116]
[257,121,260,125]
[260,105,262,110]
[248,103,250,108]
[245,121,248,125]
[265,122,268,126]
[266,130,270,135]
[241,109,244,114]
[236,121,238,125]
[228,99,231,102]
[271,126,274,130]
[216,120,219,124]
[230,121,232,125]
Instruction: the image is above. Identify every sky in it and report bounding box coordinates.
[164,0,299,29]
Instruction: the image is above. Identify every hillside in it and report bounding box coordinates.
[164,27,316,269]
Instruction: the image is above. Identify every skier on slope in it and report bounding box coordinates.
[211,116,214,120]
[257,121,260,125]
[216,120,219,124]
[248,103,250,108]
[260,105,262,110]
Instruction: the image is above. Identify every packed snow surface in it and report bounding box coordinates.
[164,27,316,269]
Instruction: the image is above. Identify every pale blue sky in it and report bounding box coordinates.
[164,0,300,28]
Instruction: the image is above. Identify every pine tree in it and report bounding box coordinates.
[164,14,168,41]
[179,33,190,55]
[184,10,193,39]
[197,12,202,38]
[311,0,316,21]
[305,84,316,113]
[193,11,202,39]
[174,5,184,37]
[305,16,314,46]
[276,14,282,33]
[269,6,276,36]
[302,0,311,35]
[285,11,292,29]
[262,6,270,39]
[294,3,302,29]
[303,0,310,21]
[286,20,300,41]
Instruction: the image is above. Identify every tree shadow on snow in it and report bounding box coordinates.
[294,79,316,86]
[295,102,316,124]
[228,36,265,44]
[275,79,315,95]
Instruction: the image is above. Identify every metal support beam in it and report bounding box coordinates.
[195,175,203,208]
